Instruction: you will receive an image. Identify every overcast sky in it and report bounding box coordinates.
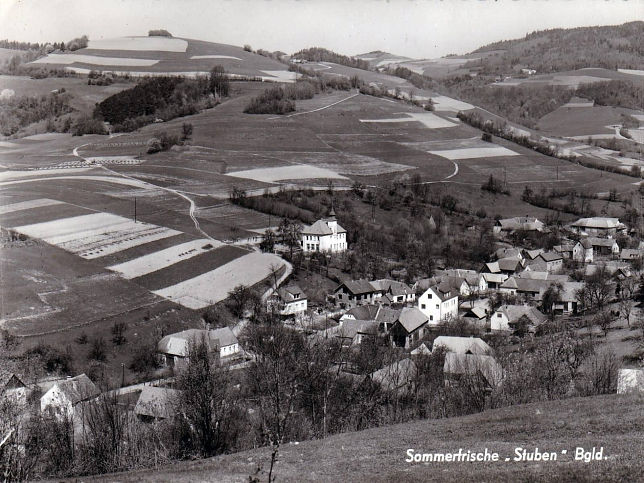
[1,0,641,59]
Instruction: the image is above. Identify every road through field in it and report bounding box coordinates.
[267,90,360,120]
[72,142,217,242]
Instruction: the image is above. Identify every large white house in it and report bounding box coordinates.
[417,283,458,324]
[301,209,347,253]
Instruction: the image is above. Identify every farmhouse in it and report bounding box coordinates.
[301,209,347,253]
[410,342,431,356]
[491,304,546,332]
[484,257,525,275]
[494,217,545,234]
[436,269,487,295]
[389,307,429,348]
[370,279,416,304]
[0,371,28,404]
[443,353,503,388]
[553,281,584,315]
[340,304,401,332]
[334,279,379,306]
[432,336,492,355]
[554,240,593,263]
[271,283,307,317]
[417,283,459,323]
[522,249,543,262]
[499,276,548,299]
[482,272,508,290]
[40,374,100,419]
[585,237,619,256]
[527,251,563,272]
[335,319,380,345]
[134,387,181,422]
[370,358,416,392]
[496,247,524,261]
[157,327,240,369]
[570,217,626,237]
[620,249,642,261]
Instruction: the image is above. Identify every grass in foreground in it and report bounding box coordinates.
[95,393,644,482]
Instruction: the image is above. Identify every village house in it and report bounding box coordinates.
[410,342,431,356]
[0,371,28,404]
[301,208,347,253]
[134,386,182,422]
[570,217,626,237]
[370,279,416,304]
[334,279,379,307]
[432,336,492,355]
[443,353,504,388]
[417,283,459,324]
[270,283,307,317]
[499,276,549,299]
[527,251,563,272]
[585,237,619,257]
[435,269,488,295]
[157,327,240,370]
[389,307,429,348]
[462,306,488,327]
[483,256,525,276]
[334,319,380,346]
[554,240,593,263]
[553,281,584,315]
[370,358,417,392]
[340,304,401,332]
[40,374,100,419]
[494,217,545,234]
[482,272,508,290]
[521,249,543,262]
[491,304,547,333]
[620,249,642,261]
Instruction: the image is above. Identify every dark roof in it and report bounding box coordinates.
[134,387,181,419]
[586,237,618,248]
[336,279,377,295]
[52,374,99,405]
[337,320,380,340]
[538,251,563,262]
[278,284,306,302]
[0,370,25,390]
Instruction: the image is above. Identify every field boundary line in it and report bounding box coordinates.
[267,91,360,120]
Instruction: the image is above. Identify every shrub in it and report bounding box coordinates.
[148,29,172,37]
[26,344,74,375]
[71,116,106,136]
[88,338,107,362]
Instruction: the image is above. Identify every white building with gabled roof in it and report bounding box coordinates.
[417,282,458,324]
[301,208,347,253]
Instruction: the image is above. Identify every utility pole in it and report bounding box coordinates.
[556,165,559,181]
[134,196,137,223]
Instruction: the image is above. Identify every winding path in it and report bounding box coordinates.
[267,90,360,120]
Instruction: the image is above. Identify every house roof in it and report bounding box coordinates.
[302,219,346,235]
[495,304,546,325]
[580,239,593,249]
[482,273,507,283]
[553,244,575,254]
[344,304,380,320]
[278,284,306,302]
[523,248,544,260]
[396,307,429,333]
[0,370,25,390]
[432,336,492,355]
[497,257,523,272]
[337,319,380,340]
[410,343,431,356]
[558,282,584,303]
[158,328,237,358]
[440,269,481,286]
[620,249,641,259]
[586,237,619,248]
[443,353,503,386]
[336,279,377,295]
[370,358,416,391]
[371,279,414,297]
[464,306,487,319]
[134,387,181,419]
[426,283,457,302]
[495,247,522,259]
[537,251,563,262]
[572,217,623,229]
[412,277,442,292]
[501,276,549,294]
[497,217,544,231]
[50,374,100,406]
[516,271,569,282]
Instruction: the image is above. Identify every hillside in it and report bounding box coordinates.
[96,393,644,482]
[471,21,644,74]
[27,36,295,82]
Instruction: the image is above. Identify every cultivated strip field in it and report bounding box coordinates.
[87,37,188,52]
[31,54,159,66]
[428,146,520,160]
[12,212,182,259]
[107,238,222,279]
[0,198,64,215]
[153,252,284,309]
[190,55,242,60]
[431,95,475,112]
[226,165,348,183]
[360,112,457,129]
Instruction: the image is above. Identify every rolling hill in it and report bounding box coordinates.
[27,35,296,82]
[94,393,644,482]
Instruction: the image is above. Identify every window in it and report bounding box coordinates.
[497,313,502,317]
[428,293,432,298]
[421,303,426,309]
[430,315,433,321]
[436,304,439,309]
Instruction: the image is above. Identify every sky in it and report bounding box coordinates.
[0,0,642,59]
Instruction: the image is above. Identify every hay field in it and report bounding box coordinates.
[432,96,475,112]
[226,164,348,183]
[31,54,159,66]
[87,37,188,52]
[153,252,284,309]
[428,145,519,160]
[0,198,64,215]
[107,238,222,279]
[360,112,457,129]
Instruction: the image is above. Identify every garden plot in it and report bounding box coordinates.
[429,146,519,160]
[153,252,284,309]
[31,54,159,66]
[0,198,63,215]
[618,69,644,76]
[87,37,188,52]
[190,55,242,60]
[0,168,92,181]
[107,238,222,279]
[226,165,347,183]
[431,96,475,112]
[260,70,298,83]
[12,212,181,259]
[360,112,456,129]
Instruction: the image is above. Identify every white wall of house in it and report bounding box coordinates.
[220,343,240,358]
[491,311,510,331]
[302,219,347,253]
[41,386,72,418]
[281,299,308,315]
[417,288,458,324]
